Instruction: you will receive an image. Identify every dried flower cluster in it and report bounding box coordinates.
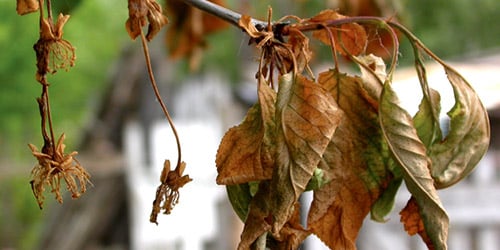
[29,134,91,209]
[34,13,76,83]
[150,160,192,224]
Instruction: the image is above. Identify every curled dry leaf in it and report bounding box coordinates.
[400,197,435,250]
[269,73,342,235]
[216,75,276,185]
[309,9,368,56]
[16,0,39,15]
[125,0,168,41]
[428,67,490,189]
[34,14,76,82]
[150,160,192,224]
[238,14,274,48]
[29,133,91,209]
[307,70,392,249]
[379,81,448,249]
[237,73,343,248]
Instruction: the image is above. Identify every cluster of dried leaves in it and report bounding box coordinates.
[216,9,490,250]
[17,0,91,209]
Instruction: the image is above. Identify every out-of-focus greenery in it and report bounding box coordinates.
[0,1,127,248]
[404,0,500,59]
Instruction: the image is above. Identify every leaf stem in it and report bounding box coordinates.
[139,29,183,168]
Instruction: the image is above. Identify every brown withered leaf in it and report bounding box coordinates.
[238,14,274,48]
[166,0,228,70]
[337,0,402,58]
[307,70,392,249]
[216,75,276,185]
[309,9,367,56]
[269,73,342,235]
[237,73,342,248]
[16,0,39,15]
[273,202,310,250]
[286,28,313,74]
[400,197,435,250]
[125,0,168,41]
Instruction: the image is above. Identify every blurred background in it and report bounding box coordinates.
[0,0,499,249]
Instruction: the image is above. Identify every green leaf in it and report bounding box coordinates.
[226,184,253,221]
[413,88,443,146]
[429,67,490,189]
[370,174,402,222]
[379,81,448,250]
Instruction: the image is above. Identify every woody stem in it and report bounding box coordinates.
[180,0,268,29]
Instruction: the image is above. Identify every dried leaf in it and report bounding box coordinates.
[400,197,435,250]
[216,75,276,185]
[307,70,392,249]
[269,202,310,250]
[16,0,39,15]
[166,0,228,70]
[238,73,342,248]
[238,15,264,39]
[379,81,448,250]
[287,28,313,73]
[238,14,274,48]
[428,67,490,188]
[310,10,367,56]
[125,0,168,41]
[269,73,342,235]
[308,9,343,23]
[337,0,401,58]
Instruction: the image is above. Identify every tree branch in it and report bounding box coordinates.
[180,0,268,29]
